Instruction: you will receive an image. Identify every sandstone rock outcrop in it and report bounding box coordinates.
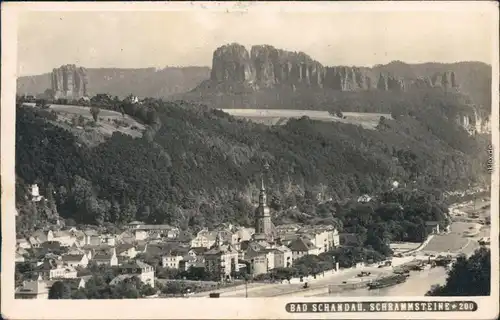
[431,71,458,89]
[323,67,374,90]
[377,73,405,91]
[211,43,256,84]
[51,64,88,100]
[206,43,461,93]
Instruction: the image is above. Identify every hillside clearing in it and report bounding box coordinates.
[22,103,146,145]
[220,109,392,129]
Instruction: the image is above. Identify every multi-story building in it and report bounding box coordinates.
[119,261,155,287]
[116,244,138,259]
[231,227,255,248]
[190,229,217,248]
[272,245,293,269]
[92,248,118,266]
[15,278,50,299]
[48,230,76,247]
[204,237,239,281]
[245,242,275,275]
[61,253,89,268]
[298,227,340,253]
[162,250,185,269]
[287,237,320,261]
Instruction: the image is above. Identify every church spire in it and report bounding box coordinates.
[259,174,267,206]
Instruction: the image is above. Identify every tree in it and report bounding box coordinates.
[90,106,100,122]
[48,281,72,299]
[427,248,490,296]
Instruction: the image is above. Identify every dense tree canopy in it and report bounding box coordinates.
[15,92,489,237]
[427,247,491,296]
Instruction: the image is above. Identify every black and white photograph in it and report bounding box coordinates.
[1,1,498,319]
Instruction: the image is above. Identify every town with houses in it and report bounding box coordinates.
[15,178,341,299]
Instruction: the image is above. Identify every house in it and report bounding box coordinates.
[29,230,50,247]
[215,229,233,243]
[119,261,155,287]
[35,259,78,280]
[101,234,116,246]
[161,250,186,269]
[190,229,218,248]
[204,241,239,281]
[16,252,26,263]
[116,244,137,259]
[357,194,373,203]
[287,237,319,260]
[109,274,137,286]
[299,226,339,253]
[30,184,43,202]
[148,232,162,242]
[15,278,50,299]
[144,243,171,257]
[277,233,299,247]
[273,245,293,269]
[425,221,441,234]
[188,247,207,258]
[275,224,302,235]
[125,221,145,230]
[135,242,149,254]
[28,236,43,248]
[49,230,75,247]
[66,245,94,261]
[231,227,255,247]
[16,246,29,257]
[134,224,179,238]
[68,229,86,247]
[134,229,149,241]
[40,240,65,251]
[83,230,101,246]
[177,230,194,243]
[16,238,31,249]
[92,248,118,266]
[49,266,78,279]
[245,242,275,275]
[117,230,136,245]
[179,256,205,271]
[61,253,89,268]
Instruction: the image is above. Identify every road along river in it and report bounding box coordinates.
[190,197,490,298]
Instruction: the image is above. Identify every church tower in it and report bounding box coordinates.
[254,166,273,243]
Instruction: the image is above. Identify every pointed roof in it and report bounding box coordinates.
[287,237,316,252]
[15,280,50,295]
[61,254,86,262]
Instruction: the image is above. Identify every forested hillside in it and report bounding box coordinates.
[15,93,490,237]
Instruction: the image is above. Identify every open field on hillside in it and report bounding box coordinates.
[220,109,392,129]
[23,103,146,143]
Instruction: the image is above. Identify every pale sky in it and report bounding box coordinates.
[16,4,496,76]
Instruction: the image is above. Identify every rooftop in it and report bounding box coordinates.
[287,237,317,252]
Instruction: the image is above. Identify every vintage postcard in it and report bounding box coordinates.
[1,1,499,319]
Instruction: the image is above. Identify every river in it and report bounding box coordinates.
[316,267,448,297]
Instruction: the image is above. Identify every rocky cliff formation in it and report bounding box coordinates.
[205,43,461,93]
[18,66,210,99]
[51,64,89,100]
[431,71,458,88]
